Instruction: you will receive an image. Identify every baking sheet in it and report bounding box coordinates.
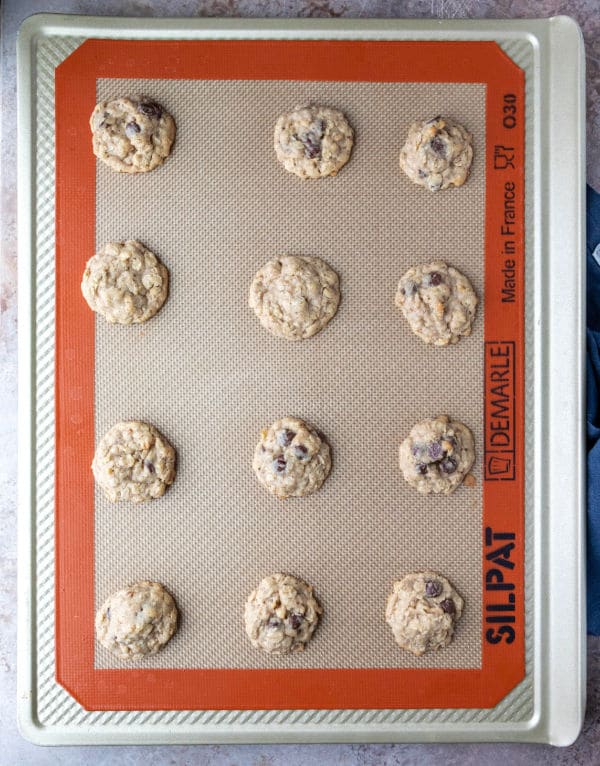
[94,78,485,671]
[17,14,586,745]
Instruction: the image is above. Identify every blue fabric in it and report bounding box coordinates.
[587,184,600,634]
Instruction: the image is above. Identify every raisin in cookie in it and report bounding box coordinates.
[90,96,175,173]
[399,415,474,495]
[95,580,178,659]
[92,421,176,502]
[395,261,478,346]
[274,104,354,179]
[385,571,464,656]
[249,255,340,341]
[244,573,322,654]
[399,116,473,191]
[253,416,331,499]
[81,240,169,324]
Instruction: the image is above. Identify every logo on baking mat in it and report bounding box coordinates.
[485,342,516,481]
[487,453,514,479]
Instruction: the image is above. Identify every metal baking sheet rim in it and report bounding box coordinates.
[16,14,585,746]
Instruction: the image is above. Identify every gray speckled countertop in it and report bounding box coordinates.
[1,1,598,762]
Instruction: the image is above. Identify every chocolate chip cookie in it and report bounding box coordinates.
[249,255,340,341]
[90,96,176,173]
[385,571,464,656]
[244,573,322,654]
[274,104,354,179]
[399,116,473,191]
[81,240,169,324]
[395,261,478,346]
[95,580,178,659]
[92,421,176,502]
[399,415,474,495]
[252,416,331,499]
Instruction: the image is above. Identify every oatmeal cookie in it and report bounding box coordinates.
[399,415,474,495]
[90,96,176,173]
[395,261,478,346]
[95,580,178,659]
[274,104,354,179]
[385,571,464,656]
[399,116,473,191]
[245,573,322,654]
[92,420,176,502]
[249,255,340,340]
[252,416,331,499]
[81,240,169,324]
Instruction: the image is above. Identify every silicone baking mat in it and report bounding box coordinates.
[54,39,525,710]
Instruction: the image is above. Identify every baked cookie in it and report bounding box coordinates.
[92,421,176,502]
[385,571,464,656]
[395,261,478,346]
[81,240,169,324]
[244,573,322,654]
[252,416,331,499]
[399,415,474,495]
[90,96,176,173]
[249,255,340,341]
[274,104,354,179]
[399,116,473,191]
[95,580,178,659]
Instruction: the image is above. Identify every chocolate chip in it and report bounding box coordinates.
[137,100,163,119]
[429,136,446,156]
[425,580,442,597]
[267,617,282,629]
[418,169,427,178]
[125,121,141,138]
[439,456,457,475]
[273,456,287,474]
[144,460,155,474]
[428,272,442,286]
[288,612,303,630]
[416,462,428,476]
[300,120,325,160]
[302,134,322,159]
[294,444,308,460]
[278,429,296,447]
[440,598,456,615]
[428,441,443,460]
[304,142,320,159]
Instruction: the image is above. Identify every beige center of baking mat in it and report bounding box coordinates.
[94,78,485,670]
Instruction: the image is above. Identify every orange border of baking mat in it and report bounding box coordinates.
[54,39,525,711]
